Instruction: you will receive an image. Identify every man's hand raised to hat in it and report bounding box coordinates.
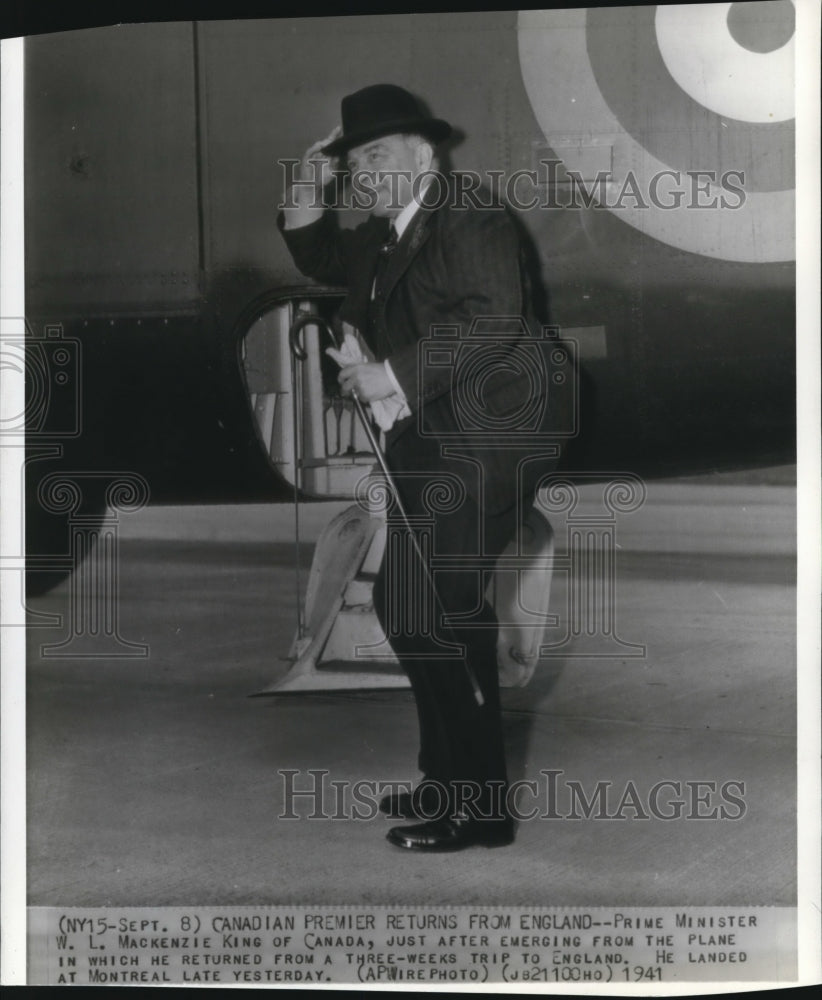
[299,126,342,191]
[283,126,342,228]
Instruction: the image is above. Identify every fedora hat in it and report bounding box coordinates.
[321,84,452,157]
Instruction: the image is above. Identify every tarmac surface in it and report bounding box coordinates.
[26,468,796,907]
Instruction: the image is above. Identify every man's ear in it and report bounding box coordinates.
[415,139,434,173]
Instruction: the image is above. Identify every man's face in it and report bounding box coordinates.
[346,134,428,217]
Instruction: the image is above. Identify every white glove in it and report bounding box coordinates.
[326,332,411,432]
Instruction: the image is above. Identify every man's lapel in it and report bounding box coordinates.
[381,200,435,299]
[340,217,390,332]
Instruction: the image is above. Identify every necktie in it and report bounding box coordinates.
[367,225,398,353]
[373,224,398,298]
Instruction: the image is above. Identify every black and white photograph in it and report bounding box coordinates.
[1,0,819,989]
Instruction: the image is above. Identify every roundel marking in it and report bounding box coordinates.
[517,7,794,263]
[655,2,795,124]
[585,4,793,193]
[727,0,796,53]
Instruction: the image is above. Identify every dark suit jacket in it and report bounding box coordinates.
[279,179,571,513]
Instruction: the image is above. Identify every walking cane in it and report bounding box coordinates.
[289,312,485,707]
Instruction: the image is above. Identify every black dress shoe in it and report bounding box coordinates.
[378,782,446,819]
[386,814,515,852]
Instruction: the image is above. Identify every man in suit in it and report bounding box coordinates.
[279,84,570,851]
